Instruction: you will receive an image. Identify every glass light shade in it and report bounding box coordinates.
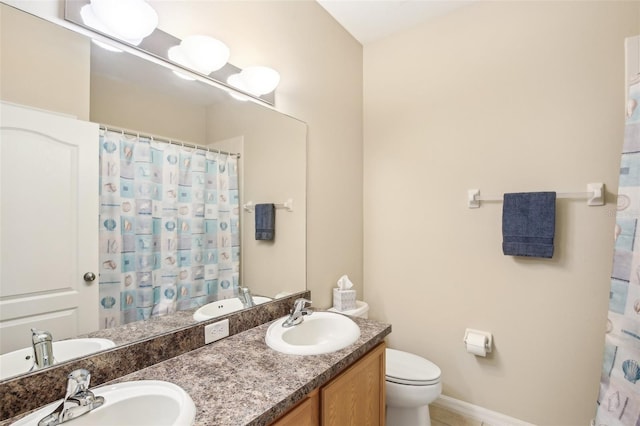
[90,0,158,40]
[226,74,250,101]
[227,67,280,97]
[227,73,248,91]
[168,35,230,75]
[80,0,158,46]
[240,66,280,95]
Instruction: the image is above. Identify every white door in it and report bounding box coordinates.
[0,102,98,353]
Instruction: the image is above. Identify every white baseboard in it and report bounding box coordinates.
[432,395,536,426]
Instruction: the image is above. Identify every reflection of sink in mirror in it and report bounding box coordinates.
[0,338,116,380]
[11,380,196,426]
[265,311,360,355]
[193,296,272,321]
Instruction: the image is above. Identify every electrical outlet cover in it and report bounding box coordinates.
[204,319,230,344]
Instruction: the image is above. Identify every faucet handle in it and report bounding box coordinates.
[66,369,91,398]
[31,328,52,344]
[292,298,312,312]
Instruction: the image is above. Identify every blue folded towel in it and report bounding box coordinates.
[502,192,556,258]
[255,203,275,241]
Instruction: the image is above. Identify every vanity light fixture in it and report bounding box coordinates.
[227,66,281,96]
[65,0,277,104]
[168,35,230,75]
[80,0,158,46]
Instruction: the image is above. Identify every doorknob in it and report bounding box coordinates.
[83,272,96,282]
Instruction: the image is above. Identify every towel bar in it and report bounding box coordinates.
[243,199,293,213]
[467,183,605,208]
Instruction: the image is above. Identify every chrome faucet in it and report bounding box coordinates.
[282,298,313,327]
[30,328,54,371]
[238,287,255,308]
[38,369,105,426]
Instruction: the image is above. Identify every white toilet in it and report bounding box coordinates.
[328,301,442,425]
[385,348,442,426]
[327,300,370,318]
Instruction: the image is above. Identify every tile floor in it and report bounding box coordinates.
[430,404,492,426]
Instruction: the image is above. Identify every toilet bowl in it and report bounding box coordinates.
[327,302,440,425]
[385,348,442,426]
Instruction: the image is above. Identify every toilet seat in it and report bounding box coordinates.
[386,348,441,386]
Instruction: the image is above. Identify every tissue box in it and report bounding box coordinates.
[333,288,356,311]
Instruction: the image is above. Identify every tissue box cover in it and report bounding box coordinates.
[333,288,356,311]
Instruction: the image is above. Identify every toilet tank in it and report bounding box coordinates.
[328,301,369,318]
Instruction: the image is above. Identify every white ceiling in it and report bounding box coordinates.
[316,0,474,45]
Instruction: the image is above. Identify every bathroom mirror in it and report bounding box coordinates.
[0,3,307,378]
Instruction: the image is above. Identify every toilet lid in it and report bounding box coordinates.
[386,348,441,386]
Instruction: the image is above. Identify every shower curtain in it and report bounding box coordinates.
[97,129,240,328]
[595,38,640,425]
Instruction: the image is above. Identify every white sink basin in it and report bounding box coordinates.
[0,338,116,380]
[265,311,361,355]
[193,296,272,321]
[12,380,196,426]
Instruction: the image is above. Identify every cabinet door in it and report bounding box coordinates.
[271,389,319,426]
[321,342,386,426]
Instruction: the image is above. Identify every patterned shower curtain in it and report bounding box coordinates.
[595,42,640,425]
[97,130,240,329]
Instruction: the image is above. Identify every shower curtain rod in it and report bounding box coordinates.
[99,124,240,158]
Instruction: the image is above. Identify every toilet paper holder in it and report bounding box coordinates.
[463,328,493,353]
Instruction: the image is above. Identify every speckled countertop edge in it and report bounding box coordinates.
[2,316,391,426]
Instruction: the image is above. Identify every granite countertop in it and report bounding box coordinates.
[110,315,390,425]
[2,315,390,426]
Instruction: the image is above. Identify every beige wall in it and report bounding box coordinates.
[90,74,208,144]
[0,3,89,120]
[363,1,639,425]
[207,101,307,298]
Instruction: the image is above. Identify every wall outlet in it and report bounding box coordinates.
[204,319,230,344]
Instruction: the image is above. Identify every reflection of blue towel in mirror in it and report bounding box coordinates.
[502,192,556,259]
[255,203,275,241]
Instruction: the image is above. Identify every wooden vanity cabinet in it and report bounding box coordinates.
[322,342,386,425]
[271,342,386,426]
[271,389,320,426]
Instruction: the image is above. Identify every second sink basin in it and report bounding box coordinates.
[0,338,116,380]
[11,380,196,426]
[193,296,272,321]
[265,311,361,355]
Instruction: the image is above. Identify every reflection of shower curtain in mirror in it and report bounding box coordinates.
[98,130,240,328]
[595,37,640,425]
